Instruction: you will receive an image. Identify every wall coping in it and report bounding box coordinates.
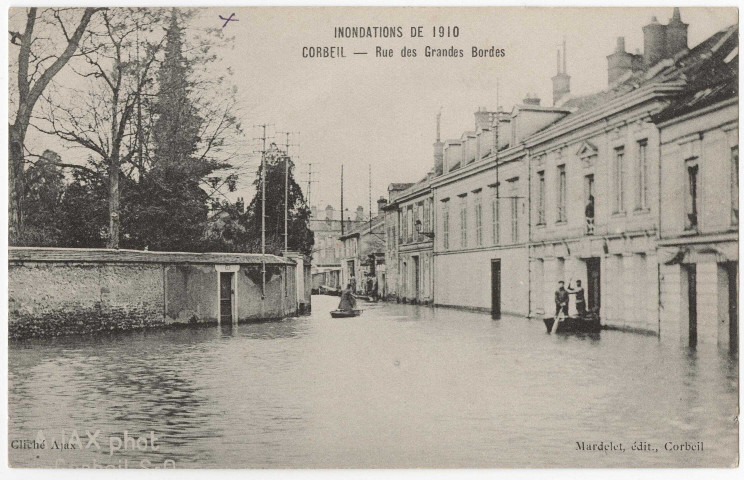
[8,247,294,266]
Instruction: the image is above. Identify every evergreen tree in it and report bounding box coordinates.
[21,150,66,246]
[128,8,224,252]
[245,144,314,257]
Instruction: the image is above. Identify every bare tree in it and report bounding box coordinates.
[8,7,101,243]
[34,8,165,248]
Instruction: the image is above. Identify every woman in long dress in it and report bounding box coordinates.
[338,283,357,311]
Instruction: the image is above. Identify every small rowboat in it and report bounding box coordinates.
[544,314,601,334]
[330,309,362,318]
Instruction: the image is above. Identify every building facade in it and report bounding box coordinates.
[308,205,366,292]
[432,109,531,316]
[653,24,738,350]
[384,179,434,304]
[340,215,386,294]
[378,9,737,347]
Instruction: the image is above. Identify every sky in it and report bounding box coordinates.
[12,6,738,217]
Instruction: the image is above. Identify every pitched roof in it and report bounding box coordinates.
[652,24,738,123]
[541,24,738,133]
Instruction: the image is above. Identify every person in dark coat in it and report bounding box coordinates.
[568,280,586,316]
[338,283,357,311]
[555,281,569,318]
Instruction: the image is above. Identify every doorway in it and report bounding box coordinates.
[491,259,501,319]
[725,261,738,353]
[586,257,601,313]
[220,272,234,325]
[684,264,697,348]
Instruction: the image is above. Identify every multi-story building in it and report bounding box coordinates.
[308,205,366,292]
[384,178,434,304]
[652,23,738,350]
[379,8,737,346]
[382,183,414,301]
[527,9,728,335]
[339,214,385,294]
[432,108,532,316]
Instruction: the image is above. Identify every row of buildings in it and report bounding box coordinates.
[310,9,738,351]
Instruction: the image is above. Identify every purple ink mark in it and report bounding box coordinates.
[219,13,238,28]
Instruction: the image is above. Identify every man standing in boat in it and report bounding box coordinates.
[554,281,569,319]
[338,283,357,311]
[567,280,586,316]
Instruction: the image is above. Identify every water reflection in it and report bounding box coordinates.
[8,295,738,468]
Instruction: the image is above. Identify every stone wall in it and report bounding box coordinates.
[9,248,297,339]
[9,261,166,339]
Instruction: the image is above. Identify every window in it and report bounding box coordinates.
[491,185,500,245]
[474,191,483,246]
[732,146,739,225]
[557,165,567,223]
[417,202,424,242]
[442,200,450,250]
[584,174,594,206]
[614,146,625,213]
[400,209,406,242]
[423,198,431,235]
[536,170,545,225]
[509,179,519,243]
[636,140,648,210]
[584,174,595,234]
[407,206,413,243]
[685,158,700,230]
[459,195,468,248]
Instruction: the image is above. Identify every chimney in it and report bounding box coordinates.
[494,111,511,151]
[355,205,364,221]
[607,37,632,85]
[325,204,334,220]
[523,93,541,106]
[474,107,492,131]
[665,7,688,58]
[643,16,667,67]
[377,196,388,215]
[551,38,571,105]
[433,109,444,175]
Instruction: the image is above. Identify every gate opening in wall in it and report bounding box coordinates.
[491,259,501,319]
[586,257,601,313]
[220,271,235,325]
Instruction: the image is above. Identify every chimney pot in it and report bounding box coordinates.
[616,36,626,52]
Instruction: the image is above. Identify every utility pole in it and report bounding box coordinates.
[253,124,273,299]
[278,131,299,254]
[368,164,372,232]
[305,163,316,207]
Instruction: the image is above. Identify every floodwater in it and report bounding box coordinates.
[8,295,739,468]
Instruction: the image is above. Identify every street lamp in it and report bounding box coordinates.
[414,219,435,239]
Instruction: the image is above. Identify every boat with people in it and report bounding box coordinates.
[330,309,362,318]
[544,312,601,334]
[331,283,363,318]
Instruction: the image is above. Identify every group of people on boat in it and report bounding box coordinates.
[554,280,586,318]
[338,283,358,312]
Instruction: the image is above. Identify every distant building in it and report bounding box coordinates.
[339,215,385,295]
[308,204,367,291]
[384,177,434,304]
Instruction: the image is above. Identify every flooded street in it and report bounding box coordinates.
[8,295,738,468]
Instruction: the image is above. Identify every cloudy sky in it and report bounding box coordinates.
[13,6,738,217]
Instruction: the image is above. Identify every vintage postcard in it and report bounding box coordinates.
[5,4,740,470]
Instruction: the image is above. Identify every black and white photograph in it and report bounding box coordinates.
[3,3,740,472]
